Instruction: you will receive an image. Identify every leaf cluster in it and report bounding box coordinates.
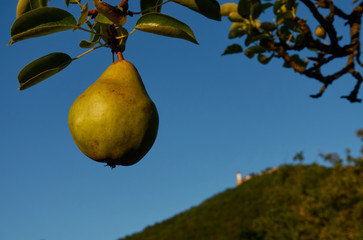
[9,0,221,90]
[222,0,363,102]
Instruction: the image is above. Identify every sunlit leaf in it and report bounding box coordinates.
[95,13,113,24]
[75,2,89,28]
[93,22,111,42]
[18,52,72,90]
[228,22,248,39]
[171,0,221,21]
[17,0,48,18]
[86,21,95,40]
[135,13,198,44]
[93,0,127,26]
[9,7,77,44]
[141,0,163,14]
[117,27,129,53]
[65,0,81,6]
[222,44,243,55]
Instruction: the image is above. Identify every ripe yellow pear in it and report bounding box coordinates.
[68,59,159,167]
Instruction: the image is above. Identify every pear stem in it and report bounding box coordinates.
[116,51,124,61]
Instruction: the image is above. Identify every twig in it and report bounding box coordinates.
[72,45,104,60]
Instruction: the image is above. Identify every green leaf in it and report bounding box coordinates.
[244,32,269,46]
[238,0,250,18]
[286,0,295,10]
[257,54,273,64]
[135,13,198,44]
[276,11,293,25]
[86,21,95,40]
[93,22,111,42]
[76,2,89,28]
[228,22,248,39]
[222,44,243,55]
[65,0,81,6]
[273,0,283,14]
[261,3,273,12]
[18,52,72,90]
[79,40,98,48]
[141,0,163,14]
[251,2,262,20]
[283,54,307,68]
[9,7,77,45]
[16,0,48,18]
[117,27,129,53]
[171,0,221,21]
[95,13,113,24]
[295,33,306,46]
[291,54,308,68]
[260,22,277,31]
[244,45,266,58]
[93,0,127,26]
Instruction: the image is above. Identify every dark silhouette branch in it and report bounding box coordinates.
[224,1,363,102]
[282,1,363,102]
[301,0,341,50]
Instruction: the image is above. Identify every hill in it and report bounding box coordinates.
[119,164,363,240]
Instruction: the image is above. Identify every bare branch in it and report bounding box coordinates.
[341,71,363,102]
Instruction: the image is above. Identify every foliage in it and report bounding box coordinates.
[320,129,363,168]
[118,164,363,240]
[8,0,221,90]
[118,129,363,240]
[9,1,363,102]
[221,0,363,102]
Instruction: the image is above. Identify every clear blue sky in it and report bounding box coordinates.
[1,1,362,240]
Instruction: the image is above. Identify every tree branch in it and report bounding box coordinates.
[341,71,363,102]
[300,0,341,50]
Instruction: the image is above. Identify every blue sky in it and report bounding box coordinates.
[1,1,362,240]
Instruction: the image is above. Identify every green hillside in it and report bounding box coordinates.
[119,164,363,240]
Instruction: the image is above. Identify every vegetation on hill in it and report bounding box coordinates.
[119,130,363,240]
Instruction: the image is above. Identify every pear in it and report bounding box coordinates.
[68,60,159,167]
[220,3,238,16]
[315,26,326,39]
